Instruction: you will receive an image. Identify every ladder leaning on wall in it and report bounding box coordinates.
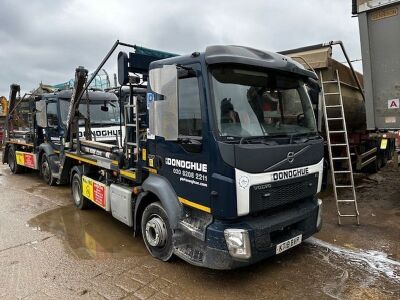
[320,69,360,225]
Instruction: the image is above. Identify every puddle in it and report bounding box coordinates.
[28,205,147,259]
[306,237,400,283]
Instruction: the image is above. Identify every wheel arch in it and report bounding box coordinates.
[37,143,57,172]
[70,165,84,183]
[133,174,184,235]
[37,143,56,157]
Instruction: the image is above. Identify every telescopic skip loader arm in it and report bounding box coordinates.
[63,66,89,145]
[57,66,89,183]
[2,84,21,163]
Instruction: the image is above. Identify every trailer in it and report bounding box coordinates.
[4,41,324,269]
[353,0,400,131]
[281,42,396,173]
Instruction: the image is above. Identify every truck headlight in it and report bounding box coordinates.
[317,198,323,229]
[224,229,251,259]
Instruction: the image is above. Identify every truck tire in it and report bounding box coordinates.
[8,147,23,174]
[382,151,388,166]
[40,154,57,186]
[377,152,384,169]
[71,173,90,210]
[141,202,173,262]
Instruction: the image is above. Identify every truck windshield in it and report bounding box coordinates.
[59,99,121,125]
[210,67,317,139]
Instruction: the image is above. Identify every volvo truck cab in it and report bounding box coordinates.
[39,89,123,147]
[122,45,324,268]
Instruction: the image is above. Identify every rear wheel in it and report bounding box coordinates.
[71,173,90,210]
[41,154,57,186]
[382,151,388,166]
[141,202,173,261]
[377,152,384,169]
[8,147,23,174]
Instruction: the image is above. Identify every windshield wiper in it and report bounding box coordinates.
[239,136,279,146]
[239,136,264,144]
[177,137,202,145]
[289,132,320,143]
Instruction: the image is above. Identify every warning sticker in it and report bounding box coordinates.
[24,154,35,168]
[16,152,24,166]
[388,99,399,109]
[15,151,37,169]
[82,176,107,209]
[380,138,388,150]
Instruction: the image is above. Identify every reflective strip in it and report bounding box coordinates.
[178,197,211,213]
[65,153,97,166]
[120,169,136,180]
[142,148,147,161]
[7,141,34,147]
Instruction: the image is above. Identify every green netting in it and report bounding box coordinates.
[52,69,111,90]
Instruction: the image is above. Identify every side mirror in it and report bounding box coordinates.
[148,65,178,141]
[35,100,47,127]
[306,77,321,91]
[118,51,129,86]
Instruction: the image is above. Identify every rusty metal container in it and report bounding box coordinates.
[284,46,366,132]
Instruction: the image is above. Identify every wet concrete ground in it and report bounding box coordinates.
[0,162,399,299]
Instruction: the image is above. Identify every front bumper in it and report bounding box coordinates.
[174,197,322,269]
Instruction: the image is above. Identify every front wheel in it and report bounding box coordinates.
[41,154,57,186]
[71,173,90,210]
[141,202,173,261]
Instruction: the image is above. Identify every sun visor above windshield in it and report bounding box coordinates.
[50,90,118,102]
[205,45,318,80]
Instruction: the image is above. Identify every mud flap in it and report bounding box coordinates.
[2,144,10,164]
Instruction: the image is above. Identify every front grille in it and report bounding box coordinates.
[249,174,318,213]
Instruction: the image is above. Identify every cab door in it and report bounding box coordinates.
[45,99,63,149]
[154,64,211,213]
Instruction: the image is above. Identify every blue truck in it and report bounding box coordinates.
[4,42,324,269]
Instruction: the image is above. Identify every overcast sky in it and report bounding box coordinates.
[0,0,361,97]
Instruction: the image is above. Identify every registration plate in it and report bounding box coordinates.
[276,234,302,254]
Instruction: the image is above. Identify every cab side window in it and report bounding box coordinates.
[47,102,58,127]
[178,77,202,137]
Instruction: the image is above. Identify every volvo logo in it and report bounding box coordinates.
[264,145,312,172]
[287,152,295,163]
